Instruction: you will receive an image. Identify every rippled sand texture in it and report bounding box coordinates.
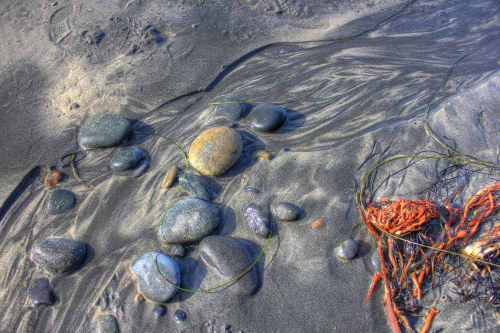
[0,0,499,332]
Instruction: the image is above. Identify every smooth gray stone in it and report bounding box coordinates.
[243,204,270,238]
[96,314,119,333]
[109,146,145,171]
[179,172,211,201]
[131,252,180,303]
[153,305,167,318]
[199,235,259,296]
[158,198,220,244]
[271,202,298,221]
[47,189,76,215]
[28,278,55,306]
[336,239,359,260]
[31,238,86,275]
[249,104,286,132]
[79,114,131,149]
[216,98,249,121]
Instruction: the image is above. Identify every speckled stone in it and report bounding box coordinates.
[131,252,180,303]
[271,202,298,221]
[216,98,249,121]
[28,278,55,306]
[336,239,359,260]
[179,172,211,201]
[243,204,270,238]
[31,238,86,275]
[158,198,220,244]
[96,314,119,333]
[199,235,259,296]
[47,189,76,215]
[79,114,131,149]
[249,104,286,132]
[188,127,243,176]
[109,146,145,171]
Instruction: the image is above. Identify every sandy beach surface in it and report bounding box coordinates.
[1,0,499,332]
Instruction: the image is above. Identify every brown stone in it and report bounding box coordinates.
[255,150,271,160]
[188,126,243,176]
[162,165,179,188]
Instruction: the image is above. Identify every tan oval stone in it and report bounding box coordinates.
[188,127,243,176]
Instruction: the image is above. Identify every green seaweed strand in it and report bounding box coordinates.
[70,152,95,190]
[207,81,328,106]
[141,132,272,293]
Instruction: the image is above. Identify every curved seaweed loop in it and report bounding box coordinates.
[141,132,272,293]
[207,81,328,106]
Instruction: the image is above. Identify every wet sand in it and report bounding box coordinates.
[0,0,499,332]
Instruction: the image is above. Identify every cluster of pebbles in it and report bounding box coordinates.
[28,106,359,331]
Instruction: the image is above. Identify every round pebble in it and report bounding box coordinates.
[96,314,119,333]
[199,235,259,296]
[31,238,86,275]
[188,126,243,176]
[131,252,180,303]
[158,198,220,244]
[243,204,271,238]
[162,166,179,189]
[153,305,167,318]
[109,146,145,171]
[47,189,76,215]
[271,202,298,221]
[336,239,359,260]
[28,278,55,306]
[216,98,249,121]
[371,251,381,269]
[79,114,131,149]
[179,172,211,201]
[174,309,187,323]
[249,104,286,132]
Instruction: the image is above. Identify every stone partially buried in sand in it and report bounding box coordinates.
[158,198,220,244]
[199,235,259,296]
[28,278,55,306]
[109,145,145,171]
[179,172,211,201]
[31,238,86,275]
[96,314,119,333]
[131,252,180,303]
[243,204,271,238]
[216,97,249,121]
[271,202,298,221]
[249,104,286,132]
[188,126,243,176]
[79,114,131,149]
[47,189,76,215]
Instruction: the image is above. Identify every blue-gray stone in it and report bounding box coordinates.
[336,239,359,260]
[179,172,211,201]
[28,278,55,306]
[96,314,119,333]
[249,104,286,132]
[31,238,86,275]
[199,235,259,296]
[173,309,187,323]
[79,114,131,149]
[153,305,167,318]
[158,198,220,244]
[271,202,298,221]
[110,146,145,171]
[216,98,249,121]
[47,189,76,215]
[243,204,270,238]
[131,252,180,303]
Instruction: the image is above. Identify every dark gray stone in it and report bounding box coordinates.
[109,146,145,171]
[199,235,259,296]
[79,114,131,149]
[158,198,220,244]
[243,204,270,238]
[336,239,359,260]
[271,202,298,221]
[216,98,249,121]
[249,104,286,132]
[47,189,76,215]
[173,309,187,323]
[153,305,167,318]
[179,172,211,201]
[131,252,180,303]
[28,278,55,306]
[96,314,119,333]
[31,238,86,275]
